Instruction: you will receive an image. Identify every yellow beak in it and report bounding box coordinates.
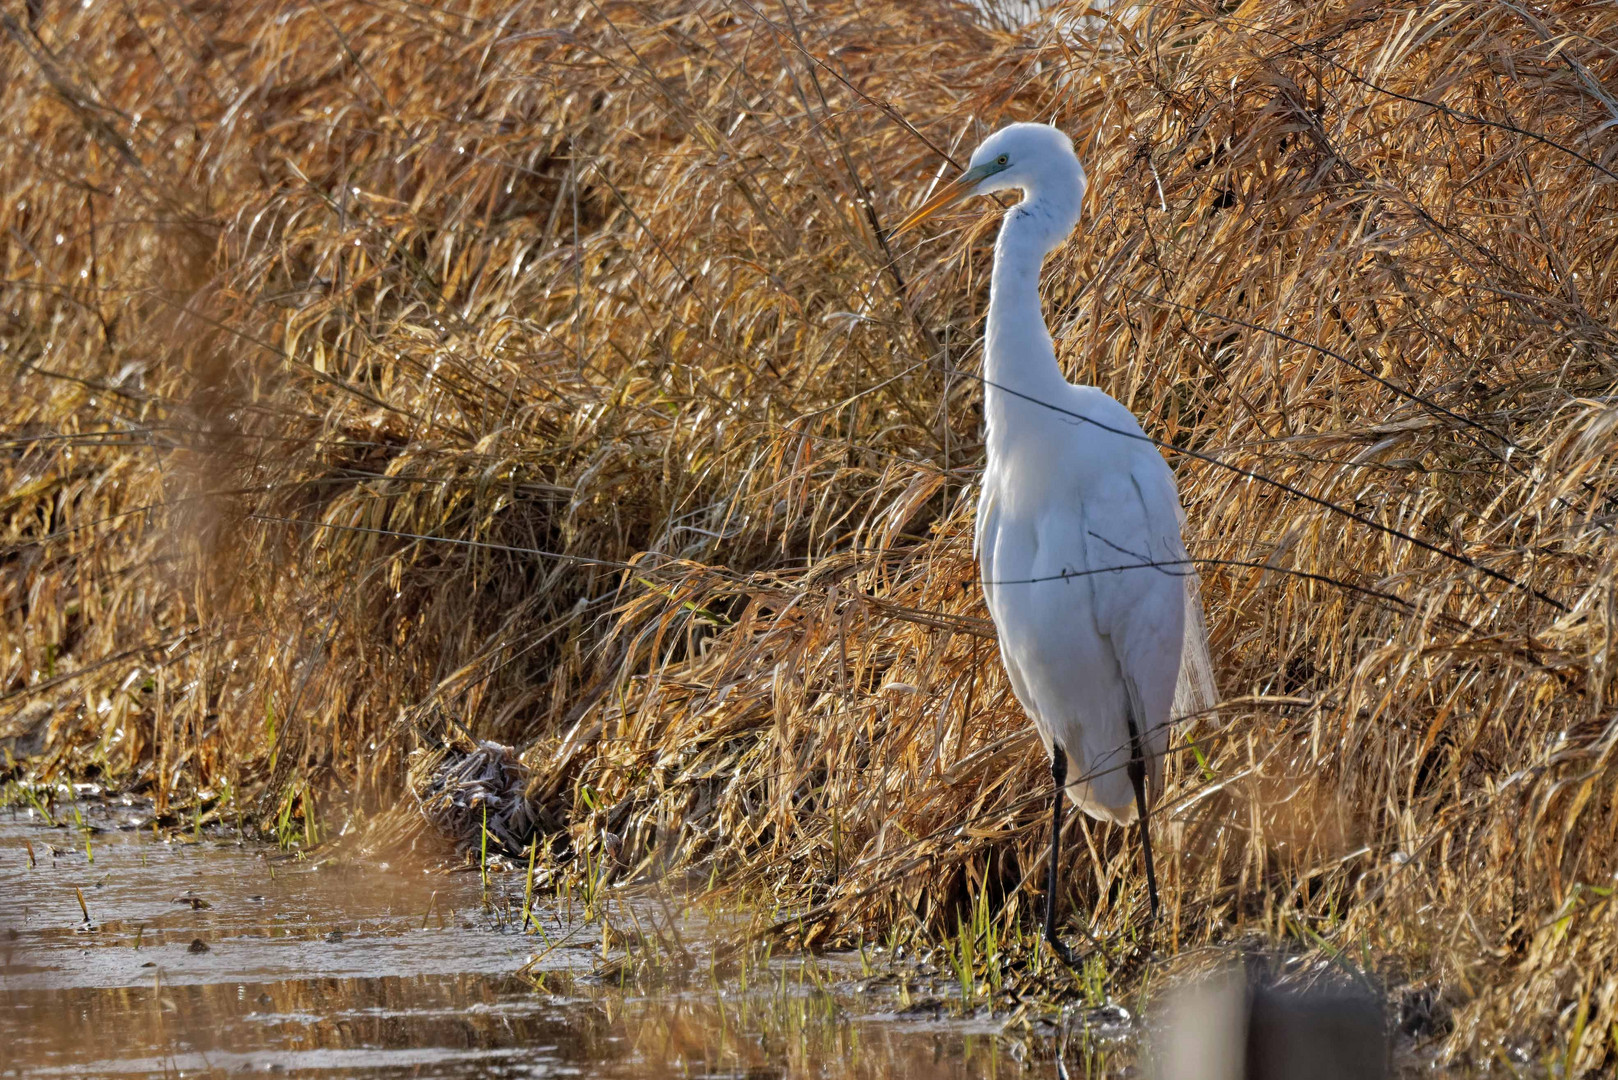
[890,161,1006,237]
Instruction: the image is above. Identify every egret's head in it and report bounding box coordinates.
[893,122,1086,237]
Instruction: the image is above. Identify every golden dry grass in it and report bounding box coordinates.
[4,0,1618,1067]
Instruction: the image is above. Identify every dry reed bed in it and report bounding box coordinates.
[3,0,1618,1066]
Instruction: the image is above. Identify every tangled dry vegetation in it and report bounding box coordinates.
[4,0,1618,1066]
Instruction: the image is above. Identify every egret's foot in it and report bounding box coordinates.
[1044,930,1081,970]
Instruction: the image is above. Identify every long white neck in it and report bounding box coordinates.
[983,198,1077,446]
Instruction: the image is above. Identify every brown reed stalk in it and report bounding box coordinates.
[3,0,1617,1067]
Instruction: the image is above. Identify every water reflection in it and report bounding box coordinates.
[0,810,1042,1078]
[7,972,1028,1077]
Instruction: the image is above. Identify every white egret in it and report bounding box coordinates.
[894,123,1214,960]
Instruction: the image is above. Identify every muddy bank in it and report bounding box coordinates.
[0,806,1066,1078]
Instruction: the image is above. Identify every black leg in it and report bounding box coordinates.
[1122,713,1159,919]
[1044,745,1078,966]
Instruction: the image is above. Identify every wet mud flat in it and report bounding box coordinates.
[0,804,1067,1078]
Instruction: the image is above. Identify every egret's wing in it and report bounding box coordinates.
[1118,456,1217,728]
[1171,565,1218,723]
[1071,455,1189,799]
[1164,480,1217,724]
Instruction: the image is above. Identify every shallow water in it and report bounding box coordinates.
[0,805,1063,1078]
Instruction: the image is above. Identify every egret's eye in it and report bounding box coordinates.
[996,154,1009,166]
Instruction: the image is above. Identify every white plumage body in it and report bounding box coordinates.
[947,123,1202,824]
[896,123,1214,934]
[975,384,1189,822]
